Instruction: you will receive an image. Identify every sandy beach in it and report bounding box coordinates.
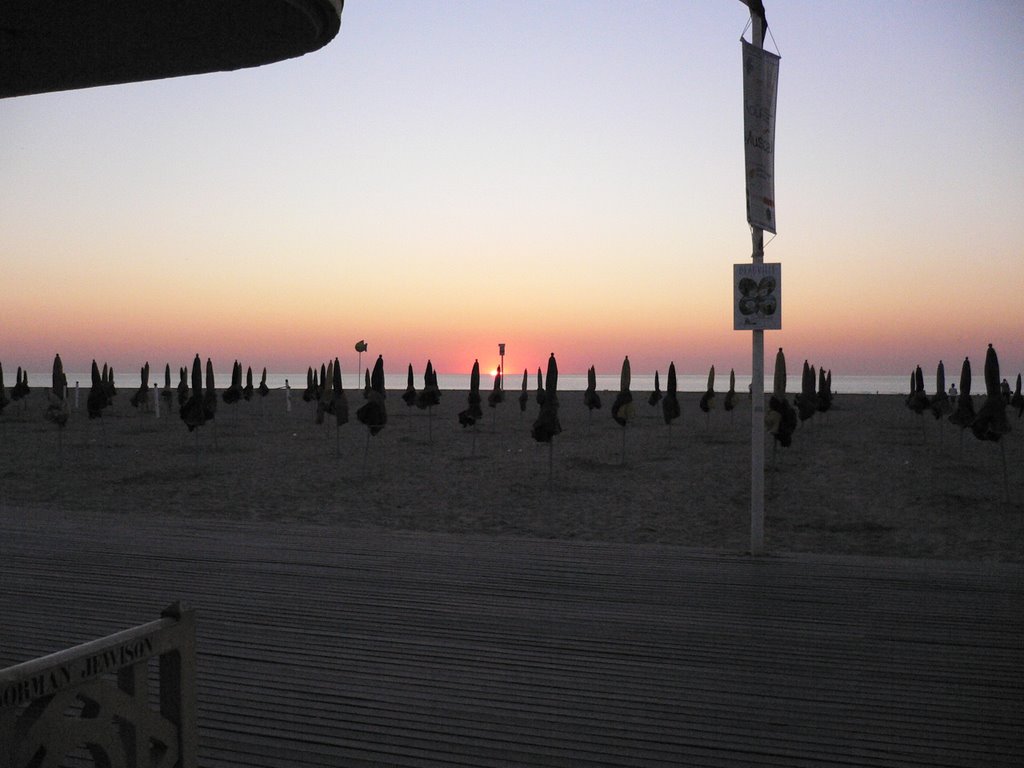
[1,388,1021,561]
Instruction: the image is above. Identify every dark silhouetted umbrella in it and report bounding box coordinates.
[243,366,254,401]
[459,360,484,428]
[302,367,316,402]
[177,366,189,407]
[130,362,151,410]
[662,362,681,428]
[906,366,929,414]
[0,362,8,415]
[45,354,70,433]
[531,353,561,443]
[330,358,349,454]
[766,348,797,448]
[611,356,633,427]
[816,367,832,414]
[949,357,974,428]
[12,366,30,406]
[258,368,270,397]
[584,366,601,413]
[416,360,440,410]
[724,369,738,412]
[971,344,1010,443]
[87,360,110,419]
[223,361,243,404]
[518,368,529,413]
[648,370,662,407]
[363,367,371,399]
[357,355,387,436]
[402,363,417,407]
[487,367,504,408]
[535,366,545,406]
[929,360,950,420]
[104,365,116,399]
[1011,373,1023,418]
[204,358,217,420]
[699,365,715,428]
[316,360,335,425]
[179,355,206,431]
[795,360,816,422]
[161,364,174,410]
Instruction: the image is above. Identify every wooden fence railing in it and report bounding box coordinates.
[0,602,196,768]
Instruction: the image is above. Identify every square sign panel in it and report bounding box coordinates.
[734,263,781,330]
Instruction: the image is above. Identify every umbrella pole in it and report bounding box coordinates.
[1001,441,1009,508]
[363,430,370,476]
[428,406,433,444]
[548,441,554,488]
[336,425,340,458]
[621,424,627,465]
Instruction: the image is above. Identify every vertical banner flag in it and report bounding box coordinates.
[742,40,780,234]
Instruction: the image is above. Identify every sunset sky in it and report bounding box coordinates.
[2,1,1022,381]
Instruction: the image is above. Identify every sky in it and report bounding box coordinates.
[2,1,1022,381]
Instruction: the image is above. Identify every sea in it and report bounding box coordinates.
[59,372,913,396]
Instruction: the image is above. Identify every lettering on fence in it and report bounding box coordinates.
[0,602,197,768]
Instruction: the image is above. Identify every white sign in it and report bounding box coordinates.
[742,40,780,234]
[734,263,781,330]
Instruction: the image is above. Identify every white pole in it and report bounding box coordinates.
[749,11,766,556]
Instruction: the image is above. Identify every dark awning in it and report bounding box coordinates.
[1,0,344,98]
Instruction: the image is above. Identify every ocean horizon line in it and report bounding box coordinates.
[51,372,918,396]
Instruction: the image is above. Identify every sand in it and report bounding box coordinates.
[0,388,1021,561]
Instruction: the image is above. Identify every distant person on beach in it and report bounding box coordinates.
[949,383,958,405]
[1001,378,1011,403]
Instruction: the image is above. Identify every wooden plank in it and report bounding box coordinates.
[1,511,1021,767]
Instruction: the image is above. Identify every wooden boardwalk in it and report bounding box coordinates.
[1,509,1021,767]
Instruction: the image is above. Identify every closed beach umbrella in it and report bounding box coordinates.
[0,361,8,415]
[1011,373,1023,418]
[584,366,601,412]
[356,355,387,435]
[402,363,417,407]
[531,353,561,443]
[243,366,254,401]
[970,344,1010,442]
[416,360,441,410]
[930,360,950,419]
[258,367,270,397]
[907,366,929,414]
[766,347,797,447]
[724,368,738,412]
[459,360,484,427]
[223,361,242,404]
[518,368,529,413]
[87,360,110,419]
[662,362,680,426]
[161,364,174,409]
[816,367,832,413]
[177,366,189,407]
[302,367,316,403]
[202,359,216,418]
[316,360,334,424]
[648,370,662,407]
[45,353,69,428]
[949,357,975,428]
[535,366,545,406]
[179,354,206,431]
[130,362,151,409]
[699,365,716,414]
[611,356,633,426]
[363,367,371,399]
[796,360,816,422]
[487,366,504,408]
